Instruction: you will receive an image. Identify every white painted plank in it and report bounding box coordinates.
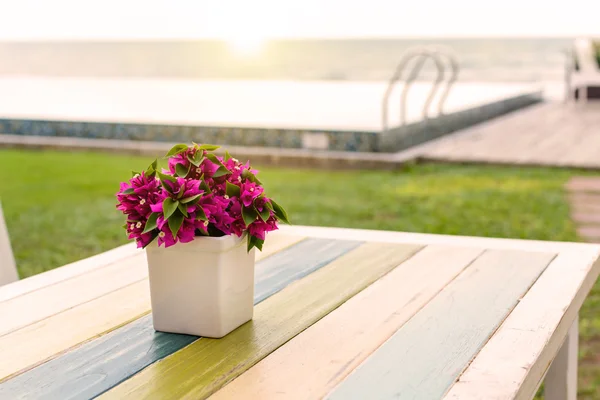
[279,225,597,253]
[0,243,137,303]
[443,248,600,400]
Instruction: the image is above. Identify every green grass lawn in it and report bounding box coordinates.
[1,148,599,397]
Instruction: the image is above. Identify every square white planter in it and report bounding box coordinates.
[146,234,255,338]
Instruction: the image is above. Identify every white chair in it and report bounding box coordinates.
[567,38,600,102]
[0,201,18,286]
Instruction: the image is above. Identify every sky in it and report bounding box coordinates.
[0,0,598,40]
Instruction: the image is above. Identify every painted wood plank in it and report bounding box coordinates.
[278,225,596,253]
[211,245,484,400]
[545,314,579,400]
[326,249,556,400]
[98,242,423,400]
[0,253,148,337]
[0,237,361,399]
[0,230,298,305]
[443,248,600,400]
[0,234,306,382]
[0,243,137,303]
[0,232,305,337]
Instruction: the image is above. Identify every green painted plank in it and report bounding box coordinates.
[326,249,556,400]
[0,238,362,400]
[99,242,424,400]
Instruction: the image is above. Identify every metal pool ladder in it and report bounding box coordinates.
[382,47,460,133]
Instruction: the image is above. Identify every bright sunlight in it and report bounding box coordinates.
[226,35,266,56]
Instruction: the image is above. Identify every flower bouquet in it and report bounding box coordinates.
[116,143,289,337]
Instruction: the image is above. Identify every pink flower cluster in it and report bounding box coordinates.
[116,144,289,251]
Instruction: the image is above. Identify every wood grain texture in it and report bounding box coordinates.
[326,249,556,400]
[0,234,303,383]
[211,245,483,400]
[279,225,596,253]
[0,237,357,399]
[410,102,600,170]
[0,243,137,303]
[443,248,600,400]
[99,242,423,400]
[0,231,301,306]
[0,253,148,337]
[0,280,152,382]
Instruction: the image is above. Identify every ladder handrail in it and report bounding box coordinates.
[382,46,460,133]
[428,47,460,115]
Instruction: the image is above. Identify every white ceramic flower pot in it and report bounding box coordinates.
[146,234,255,338]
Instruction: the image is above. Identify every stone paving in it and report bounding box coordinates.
[566,177,600,242]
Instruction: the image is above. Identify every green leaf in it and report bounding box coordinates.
[145,159,158,174]
[197,144,221,151]
[195,207,208,221]
[241,169,263,185]
[142,213,159,234]
[242,206,258,226]
[168,212,184,238]
[199,179,211,194]
[247,235,264,252]
[131,170,140,178]
[175,163,190,178]
[213,166,231,178]
[165,144,189,158]
[226,181,241,198]
[122,187,135,195]
[188,152,204,167]
[257,205,270,222]
[180,194,201,204]
[177,202,189,217]
[224,151,232,161]
[163,198,179,219]
[271,199,291,224]
[157,170,177,183]
[205,153,226,168]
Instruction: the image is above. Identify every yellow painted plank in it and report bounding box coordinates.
[0,234,304,381]
[210,245,483,400]
[99,242,424,400]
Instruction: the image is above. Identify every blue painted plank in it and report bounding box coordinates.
[326,249,555,400]
[0,238,362,400]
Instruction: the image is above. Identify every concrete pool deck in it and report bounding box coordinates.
[0,78,540,152]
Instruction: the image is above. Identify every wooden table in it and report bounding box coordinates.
[0,226,598,400]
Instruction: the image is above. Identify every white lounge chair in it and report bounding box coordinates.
[0,201,18,286]
[567,38,600,102]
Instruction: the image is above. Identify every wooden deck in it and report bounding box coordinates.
[413,102,600,169]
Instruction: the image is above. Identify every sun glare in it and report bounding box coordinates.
[227,36,266,56]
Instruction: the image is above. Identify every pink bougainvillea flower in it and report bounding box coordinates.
[248,217,278,241]
[117,143,288,251]
[239,181,264,207]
